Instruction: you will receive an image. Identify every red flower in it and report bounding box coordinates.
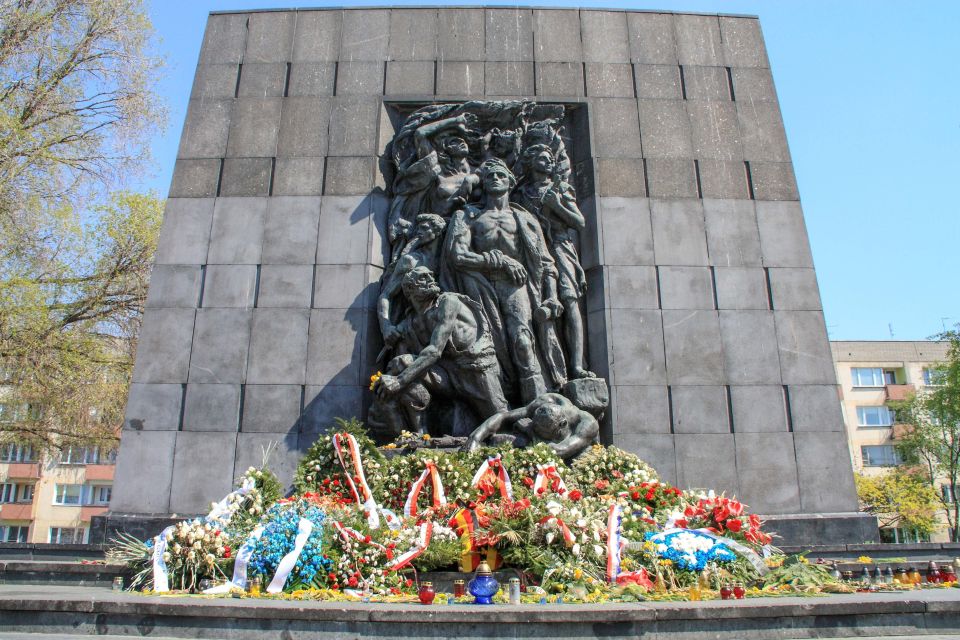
[749,514,761,528]
[726,518,743,533]
[612,470,623,479]
[727,500,744,517]
[348,577,358,587]
[568,489,583,501]
[673,518,688,529]
[594,479,609,490]
[328,573,337,581]
[714,506,730,523]
[363,535,372,543]
[405,578,413,588]
[224,550,231,558]
[522,476,535,488]
[631,491,641,500]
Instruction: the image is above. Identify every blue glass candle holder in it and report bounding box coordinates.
[467,561,500,605]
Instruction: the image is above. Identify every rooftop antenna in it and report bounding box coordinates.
[888,323,895,339]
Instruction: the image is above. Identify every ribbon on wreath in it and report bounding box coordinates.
[266,518,313,593]
[538,515,576,548]
[448,506,502,572]
[333,520,387,554]
[606,504,622,583]
[203,476,256,527]
[151,526,175,592]
[332,432,381,529]
[203,524,265,594]
[471,454,513,502]
[533,464,567,497]
[403,460,447,518]
[387,520,433,571]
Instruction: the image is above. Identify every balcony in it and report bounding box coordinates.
[83,464,115,482]
[3,463,40,479]
[0,503,33,519]
[885,384,915,402]
[80,505,108,521]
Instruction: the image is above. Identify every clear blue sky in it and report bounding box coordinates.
[140,0,960,341]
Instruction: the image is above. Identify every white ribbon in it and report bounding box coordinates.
[204,477,256,526]
[267,518,313,593]
[152,526,175,592]
[203,524,265,594]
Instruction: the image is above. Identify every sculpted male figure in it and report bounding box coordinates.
[464,393,599,462]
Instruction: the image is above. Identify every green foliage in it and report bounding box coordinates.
[294,418,387,497]
[761,554,837,589]
[854,468,940,536]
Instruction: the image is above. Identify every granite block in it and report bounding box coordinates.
[244,12,295,63]
[774,310,837,384]
[182,383,240,432]
[237,63,286,97]
[645,158,698,198]
[714,267,769,310]
[638,99,693,158]
[178,99,232,159]
[336,61,385,95]
[340,9,389,61]
[368,192,389,269]
[436,61,484,96]
[485,62,534,96]
[324,157,374,195]
[188,309,251,384]
[533,9,582,62]
[586,308,611,381]
[190,64,239,100]
[292,10,341,62]
[219,158,271,197]
[585,63,635,98]
[674,14,724,66]
[207,197,266,264]
[788,385,844,432]
[534,62,583,97]
[607,265,658,309]
[591,98,643,158]
[756,201,814,267]
[651,199,709,266]
[613,385,670,434]
[170,432,237,513]
[627,12,677,64]
[201,265,257,308]
[272,157,324,196]
[749,162,799,201]
[198,13,246,65]
[699,160,750,199]
[389,9,438,61]
[662,309,724,385]
[720,17,769,68]
[579,197,601,269]
[731,67,777,103]
[768,268,822,310]
[246,309,310,385]
[634,64,682,99]
[287,63,336,97]
[235,432,302,489]
[225,98,281,157]
[261,196,322,264]
[671,385,728,433]
[581,11,630,63]
[585,266,606,314]
[730,385,788,432]
[794,431,859,512]
[438,9,484,61]
[277,97,331,157]
[306,308,365,387]
[615,432,677,485]
[719,310,781,384]
[599,197,654,265]
[257,265,313,308]
[111,431,176,513]
[596,158,645,196]
[683,65,731,101]
[486,8,533,61]
[300,385,365,434]
[703,199,761,267]
[658,266,714,310]
[154,199,214,265]
[609,309,666,385]
[169,159,221,198]
[131,309,196,384]
[316,195,372,265]
[313,264,375,309]
[675,433,739,495]
[687,100,742,160]
[328,97,379,156]
[738,101,791,162]
[124,384,183,432]
[240,384,302,434]
[735,432,801,513]
[145,265,202,309]
[385,61,435,95]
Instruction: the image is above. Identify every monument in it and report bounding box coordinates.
[98,7,876,544]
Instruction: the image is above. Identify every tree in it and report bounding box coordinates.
[893,328,960,541]
[854,468,941,538]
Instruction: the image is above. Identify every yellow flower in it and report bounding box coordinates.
[573,568,583,580]
[857,555,872,564]
[422,434,431,441]
[369,371,382,390]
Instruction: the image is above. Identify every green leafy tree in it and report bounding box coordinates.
[893,328,960,541]
[854,468,941,538]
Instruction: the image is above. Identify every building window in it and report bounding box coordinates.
[861,445,903,467]
[49,527,86,544]
[0,524,28,542]
[91,485,112,505]
[851,367,885,387]
[942,484,956,503]
[59,445,115,465]
[879,527,930,544]
[53,484,83,505]
[923,368,946,386]
[0,443,36,463]
[0,483,34,504]
[857,406,895,427]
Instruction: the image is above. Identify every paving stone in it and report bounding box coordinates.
[663,309,724,384]
[627,12,677,64]
[687,100,742,160]
[201,264,257,308]
[671,385,728,434]
[178,99,232,159]
[616,432,677,484]
[169,159,221,198]
[658,266,713,310]
[170,432,237,513]
[738,101,791,162]
[110,431,176,513]
[719,309,781,384]
[246,309,310,385]
[240,384,302,434]
[198,13,247,65]
[749,162,799,200]
[300,385,365,435]
[534,62,583,97]
[225,97,281,157]
[607,265,658,309]
[592,98,643,158]
[340,9,389,61]
[674,14,724,66]
[533,9,582,62]
[683,65,731,101]
[257,264,314,308]
[188,309,251,384]
[324,157,375,195]
[145,265,202,309]
[292,10,341,62]
[182,383,240,432]
[608,309,665,386]
[219,158,271,197]
[731,67,778,103]
[788,384,845,432]
[316,195,373,265]
[438,9,485,61]
[124,384,183,432]
[651,199,709,266]
[774,310,837,384]
[735,432,801,513]
[768,267,822,310]
[613,385,670,434]
[714,267,769,310]
[131,309,196,384]
[389,9,438,61]
[207,197,267,264]
[486,8,533,61]
[720,16,770,68]
[277,97,331,157]
[730,385,788,432]
[287,63,335,96]
[634,64,682,99]
[645,158,698,198]
[235,432,302,488]
[436,61,485,96]
[485,62,534,96]
[191,64,239,100]
[244,12,295,63]
[272,157,324,196]
[703,198,762,267]
[154,199,214,265]
[676,433,739,495]
[699,159,750,199]
[581,11,630,63]
[794,430,859,512]
[313,264,376,309]
[261,196,321,264]
[237,63,286,97]
[328,97,379,156]
[638,99,693,158]
[596,158,645,196]
[305,308,365,387]
[599,197,654,265]
[756,201,814,267]
[585,63,634,97]
[336,61,385,95]
[385,61,434,95]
